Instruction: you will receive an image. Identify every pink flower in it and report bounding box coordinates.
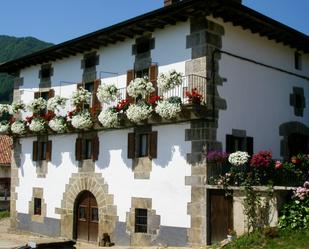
[275,160,283,169]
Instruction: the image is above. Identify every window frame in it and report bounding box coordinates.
[34,197,42,216]
[294,51,302,70]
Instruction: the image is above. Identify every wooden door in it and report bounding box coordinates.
[76,191,98,242]
[210,190,233,243]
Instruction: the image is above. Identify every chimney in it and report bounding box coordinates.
[164,0,181,7]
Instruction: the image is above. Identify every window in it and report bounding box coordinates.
[91,207,99,222]
[84,82,94,109]
[295,51,302,70]
[75,136,99,161]
[33,140,52,161]
[84,55,97,69]
[128,131,157,159]
[136,68,149,78]
[139,134,149,157]
[41,67,51,79]
[79,206,86,220]
[135,208,147,233]
[34,198,42,215]
[226,134,253,155]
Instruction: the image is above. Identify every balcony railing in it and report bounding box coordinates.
[102,74,207,110]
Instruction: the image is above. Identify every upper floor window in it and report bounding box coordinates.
[33,140,52,162]
[128,131,157,159]
[132,36,155,55]
[75,135,99,161]
[139,134,149,157]
[226,134,253,155]
[82,52,99,70]
[39,64,53,81]
[294,51,302,70]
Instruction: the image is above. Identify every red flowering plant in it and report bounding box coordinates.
[185,88,203,105]
[250,150,273,168]
[116,99,131,112]
[148,95,162,106]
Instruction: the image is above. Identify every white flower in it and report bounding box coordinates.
[11,121,27,135]
[47,96,67,113]
[228,151,250,166]
[9,101,25,114]
[155,100,181,119]
[97,84,120,104]
[157,70,183,92]
[29,118,46,132]
[0,121,9,134]
[71,111,93,129]
[98,108,119,128]
[49,117,67,133]
[127,77,155,98]
[71,87,91,107]
[27,98,47,114]
[126,103,152,123]
[0,104,10,116]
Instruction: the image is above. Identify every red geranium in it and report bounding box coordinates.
[148,95,161,106]
[250,150,272,168]
[185,88,203,104]
[116,99,130,112]
[43,111,55,121]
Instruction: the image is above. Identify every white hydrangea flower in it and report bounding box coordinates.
[126,103,152,123]
[9,101,25,114]
[155,100,181,119]
[228,151,250,166]
[49,117,67,133]
[0,121,9,133]
[71,87,91,107]
[11,121,27,135]
[0,104,10,116]
[29,118,46,132]
[127,77,155,98]
[96,84,119,104]
[157,70,183,92]
[27,98,47,114]
[47,96,67,113]
[98,108,119,128]
[71,111,93,129]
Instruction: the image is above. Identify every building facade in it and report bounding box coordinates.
[0,0,308,246]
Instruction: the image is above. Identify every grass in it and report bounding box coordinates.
[0,210,10,219]
[224,229,309,249]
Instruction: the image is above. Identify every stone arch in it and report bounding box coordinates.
[279,121,309,159]
[55,172,118,244]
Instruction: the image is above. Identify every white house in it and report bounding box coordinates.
[0,0,308,246]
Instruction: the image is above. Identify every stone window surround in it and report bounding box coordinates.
[126,197,160,246]
[28,187,46,223]
[81,51,99,82]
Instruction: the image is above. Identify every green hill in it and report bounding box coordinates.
[0,35,53,104]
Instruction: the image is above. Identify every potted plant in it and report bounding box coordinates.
[227,229,237,241]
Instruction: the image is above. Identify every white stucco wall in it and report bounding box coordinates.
[211,17,309,158]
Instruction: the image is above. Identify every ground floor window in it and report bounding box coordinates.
[135,208,148,233]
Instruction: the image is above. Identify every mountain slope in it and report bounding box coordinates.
[0,35,53,103]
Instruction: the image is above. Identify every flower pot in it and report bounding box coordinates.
[227,235,236,242]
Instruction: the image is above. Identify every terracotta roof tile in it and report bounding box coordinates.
[0,136,12,165]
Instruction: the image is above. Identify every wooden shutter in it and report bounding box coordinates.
[48,89,55,99]
[149,131,158,159]
[149,64,158,96]
[246,137,254,156]
[92,135,100,161]
[33,141,38,161]
[127,133,135,159]
[34,92,41,99]
[126,70,135,102]
[46,141,52,161]
[75,138,83,161]
[93,79,101,110]
[226,135,234,154]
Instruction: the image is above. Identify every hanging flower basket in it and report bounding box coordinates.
[126,102,153,123]
[0,121,10,134]
[157,70,183,92]
[9,101,25,114]
[47,96,67,113]
[11,120,27,135]
[71,87,91,107]
[98,108,119,128]
[71,111,93,130]
[127,77,155,98]
[29,117,46,132]
[27,98,47,114]
[96,84,120,104]
[49,116,67,133]
[155,98,182,119]
[0,104,10,117]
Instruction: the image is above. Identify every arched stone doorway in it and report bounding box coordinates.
[74,191,98,242]
[55,173,118,244]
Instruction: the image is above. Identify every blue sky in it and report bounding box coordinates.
[0,0,308,44]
